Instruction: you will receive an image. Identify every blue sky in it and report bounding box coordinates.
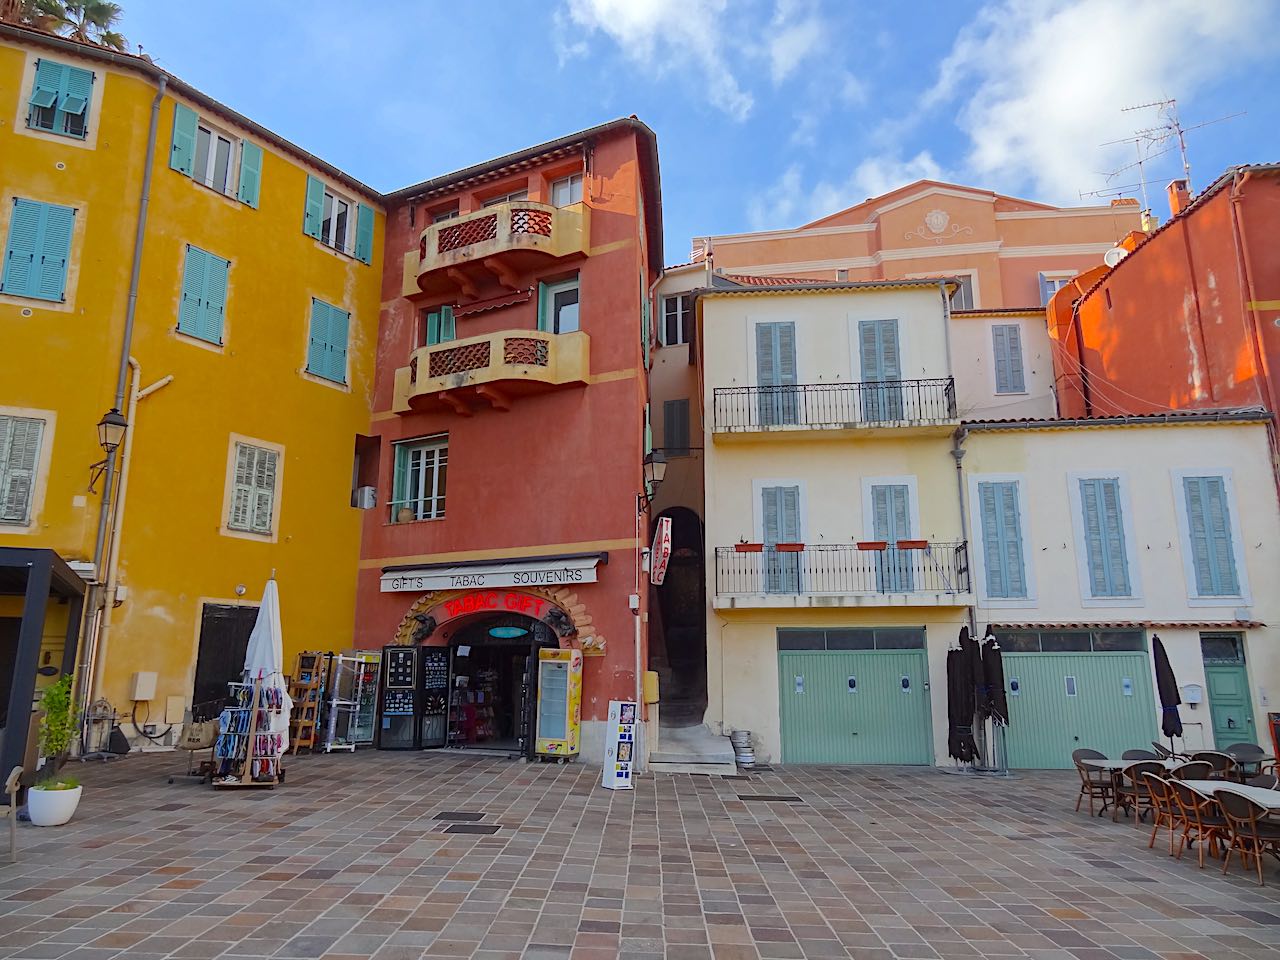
[121,0,1279,264]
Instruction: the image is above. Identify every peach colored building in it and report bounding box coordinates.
[693,180,1142,309]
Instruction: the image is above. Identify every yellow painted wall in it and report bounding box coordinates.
[0,38,383,731]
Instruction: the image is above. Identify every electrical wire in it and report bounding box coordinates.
[131,699,174,744]
[1047,335,1194,414]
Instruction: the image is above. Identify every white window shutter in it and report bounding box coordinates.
[0,416,44,524]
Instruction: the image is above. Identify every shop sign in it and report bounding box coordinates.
[649,517,672,586]
[380,555,600,593]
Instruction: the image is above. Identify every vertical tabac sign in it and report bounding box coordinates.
[602,700,638,789]
[650,516,672,586]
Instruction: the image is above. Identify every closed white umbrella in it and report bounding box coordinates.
[243,579,293,752]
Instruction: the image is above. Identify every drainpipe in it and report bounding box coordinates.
[950,427,976,635]
[89,360,173,713]
[79,75,165,732]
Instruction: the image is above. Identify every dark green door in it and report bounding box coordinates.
[1201,633,1257,747]
[778,649,932,764]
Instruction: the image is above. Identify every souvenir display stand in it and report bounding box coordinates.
[213,678,286,789]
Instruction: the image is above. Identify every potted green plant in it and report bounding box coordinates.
[27,774,82,827]
[38,676,75,775]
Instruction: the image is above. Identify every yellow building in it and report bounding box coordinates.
[0,23,383,755]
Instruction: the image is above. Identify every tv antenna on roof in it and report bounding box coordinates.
[1097,99,1243,202]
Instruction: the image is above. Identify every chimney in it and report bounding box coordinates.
[1167,179,1191,217]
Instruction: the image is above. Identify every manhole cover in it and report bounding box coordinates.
[433,811,485,821]
[442,823,501,835]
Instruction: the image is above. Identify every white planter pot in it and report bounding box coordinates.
[27,785,82,826]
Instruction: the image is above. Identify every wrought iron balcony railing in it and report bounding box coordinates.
[712,377,957,432]
[714,542,970,598]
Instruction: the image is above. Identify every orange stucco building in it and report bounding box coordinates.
[355,120,662,759]
[1049,166,1280,422]
[694,180,1142,309]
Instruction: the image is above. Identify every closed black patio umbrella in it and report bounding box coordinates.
[1152,634,1183,747]
[947,627,979,762]
[962,625,989,722]
[982,631,1009,727]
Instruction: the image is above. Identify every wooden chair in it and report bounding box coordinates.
[1191,751,1237,780]
[1123,749,1158,761]
[1168,780,1227,868]
[1216,789,1280,886]
[1114,761,1163,823]
[1072,748,1112,816]
[1171,760,1212,780]
[1141,772,1179,855]
[3,767,22,863]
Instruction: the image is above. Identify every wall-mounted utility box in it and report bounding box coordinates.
[130,671,158,702]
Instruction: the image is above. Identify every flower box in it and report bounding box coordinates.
[734,543,763,553]
[896,539,929,550]
[856,540,888,551]
[774,543,805,552]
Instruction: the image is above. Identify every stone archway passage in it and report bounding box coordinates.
[393,585,605,655]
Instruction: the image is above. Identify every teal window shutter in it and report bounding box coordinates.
[644,403,652,455]
[308,299,348,383]
[440,305,455,342]
[303,176,325,239]
[2,199,74,302]
[536,282,549,332]
[425,310,441,347]
[1079,478,1129,597]
[354,203,374,264]
[979,480,1027,599]
[57,65,92,137]
[237,141,263,208]
[177,246,206,337]
[200,252,229,344]
[170,103,197,176]
[27,60,63,123]
[1184,476,1239,596]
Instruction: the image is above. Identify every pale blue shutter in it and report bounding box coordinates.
[170,103,197,175]
[860,319,902,419]
[2,199,43,298]
[1080,478,1129,596]
[303,176,325,238]
[354,203,374,264]
[1184,477,1239,596]
[993,324,1026,393]
[859,319,881,381]
[57,65,92,136]
[177,247,206,337]
[35,203,73,301]
[1038,272,1054,305]
[27,60,62,129]
[762,485,801,592]
[307,300,328,375]
[755,322,797,425]
[308,301,348,383]
[237,141,263,208]
[756,323,778,385]
[199,252,229,344]
[327,305,349,383]
[980,481,1026,598]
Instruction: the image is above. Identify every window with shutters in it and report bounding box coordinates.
[538,276,579,334]
[194,119,239,195]
[26,59,93,139]
[302,176,374,263]
[754,321,799,426]
[420,306,456,347]
[168,104,263,208]
[663,399,691,456]
[1072,475,1133,600]
[759,483,802,593]
[226,441,280,537]
[391,435,447,522]
[991,323,1026,394]
[865,479,916,593]
[857,318,904,421]
[1038,272,1072,305]
[1,198,75,303]
[306,299,350,384]
[974,477,1030,601]
[176,245,230,345]
[1177,472,1244,600]
[662,294,694,345]
[0,415,45,526]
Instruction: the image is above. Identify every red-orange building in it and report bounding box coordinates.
[1049,166,1280,421]
[354,120,662,760]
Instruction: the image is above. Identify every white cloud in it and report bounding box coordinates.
[768,0,825,84]
[926,0,1276,202]
[560,0,753,121]
[748,151,947,230]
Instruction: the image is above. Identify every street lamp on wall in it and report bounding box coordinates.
[89,408,128,493]
[637,450,667,511]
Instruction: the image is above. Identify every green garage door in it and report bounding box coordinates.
[778,627,932,765]
[1000,628,1157,768]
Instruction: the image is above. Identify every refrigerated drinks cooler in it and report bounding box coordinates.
[534,648,582,758]
[376,646,421,749]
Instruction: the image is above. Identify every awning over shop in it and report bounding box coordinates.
[380,552,605,593]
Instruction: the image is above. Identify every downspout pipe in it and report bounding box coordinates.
[79,75,165,723]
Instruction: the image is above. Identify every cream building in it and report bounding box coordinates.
[696,280,1279,768]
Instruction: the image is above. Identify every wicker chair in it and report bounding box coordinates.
[1171,760,1213,780]
[1122,749,1159,761]
[1168,780,1228,868]
[1114,761,1163,823]
[1072,748,1112,816]
[1224,743,1269,782]
[1141,772,1179,854]
[1216,789,1280,886]
[1191,751,1237,780]
[2,767,21,864]
[1248,774,1280,790]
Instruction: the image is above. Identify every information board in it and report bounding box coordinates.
[602,700,638,790]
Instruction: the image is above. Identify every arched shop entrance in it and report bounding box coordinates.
[382,588,590,759]
[651,507,707,727]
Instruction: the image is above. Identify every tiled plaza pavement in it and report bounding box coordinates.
[3,752,1280,960]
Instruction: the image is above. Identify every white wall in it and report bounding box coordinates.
[950,312,1057,420]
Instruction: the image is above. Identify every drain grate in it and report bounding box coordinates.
[433,811,485,821]
[737,794,803,802]
[442,823,501,835]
